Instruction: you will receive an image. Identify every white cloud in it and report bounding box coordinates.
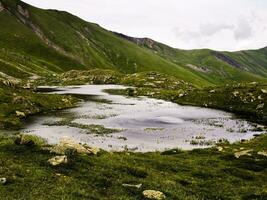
[22,0,267,51]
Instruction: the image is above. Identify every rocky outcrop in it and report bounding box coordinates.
[0,2,4,12]
[51,137,100,155]
[186,64,210,73]
[17,5,29,18]
[212,51,244,70]
[113,32,157,49]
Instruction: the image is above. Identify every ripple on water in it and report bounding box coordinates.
[22,85,265,152]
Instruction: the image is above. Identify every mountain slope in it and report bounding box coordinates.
[113,32,267,84]
[0,0,266,87]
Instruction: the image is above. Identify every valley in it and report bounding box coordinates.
[0,0,267,199]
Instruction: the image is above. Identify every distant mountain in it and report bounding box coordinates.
[0,0,266,87]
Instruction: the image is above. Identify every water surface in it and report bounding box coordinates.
[22,85,265,152]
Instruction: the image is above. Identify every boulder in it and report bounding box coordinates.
[51,137,99,155]
[48,156,68,166]
[142,190,166,200]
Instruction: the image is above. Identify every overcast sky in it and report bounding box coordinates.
[23,0,267,51]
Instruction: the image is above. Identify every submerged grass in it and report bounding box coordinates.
[44,118,121,135]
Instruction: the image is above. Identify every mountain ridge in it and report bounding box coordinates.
[0,0,266,87]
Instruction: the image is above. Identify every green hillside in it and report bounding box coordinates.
[0,0,266,87]
[113,33,267,85]
[0,0,210,87]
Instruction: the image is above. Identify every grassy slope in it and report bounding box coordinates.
[0,0,266,87]
[224,47,267,77]
[113,34,267,85]
[0,0,211,87]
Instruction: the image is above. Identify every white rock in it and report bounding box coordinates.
[234,150,252,158]
[258,151,267,157]
[48,156,68,166]
[142,190,166,200]
[122,183,142,189]
[0,178,7,184]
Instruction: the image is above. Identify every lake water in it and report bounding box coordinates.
[22,85,265,152]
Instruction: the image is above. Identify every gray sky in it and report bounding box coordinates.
[23,0,267,51]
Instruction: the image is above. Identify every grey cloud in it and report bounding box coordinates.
[234,19,253,40]
[173,22,234,42]
[198,23,234,36]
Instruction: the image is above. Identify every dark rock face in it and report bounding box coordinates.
[112,32,156,49]
[212,51,244,69]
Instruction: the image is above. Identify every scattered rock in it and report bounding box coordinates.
[0,178,7,185]
[256,103,264,110]
[48,156,68,166]
[15,111,26,118]
[142,190,166,200]
[209,90,216,93]
[216,146,223,152]
[122,183,142,189]
[261,89,267,94]
[233,91,239,97]
[234,150,252,158]
[258,151,267,157]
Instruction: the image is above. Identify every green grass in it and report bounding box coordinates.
[0,81,76,129]
[0,132,267,199]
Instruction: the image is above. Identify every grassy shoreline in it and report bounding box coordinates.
[0,132,267,199]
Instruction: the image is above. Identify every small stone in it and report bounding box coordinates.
[216,146,223,152]
[48,156,68,166]
[142,190,166,200]
[0,178,7,185]
[122,183,142,189]
[209,90,216,93]
[258,151,267,157]
[233,91,239,97]
[261,89,267,94]
[256,103,264,110]
[234,150,252,158]
[15,111,26,118]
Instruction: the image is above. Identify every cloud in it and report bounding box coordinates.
[234,19,253,40]
[199,23,234,36]
[23,0,267,51]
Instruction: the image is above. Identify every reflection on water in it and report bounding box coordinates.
[22,85,265,152]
